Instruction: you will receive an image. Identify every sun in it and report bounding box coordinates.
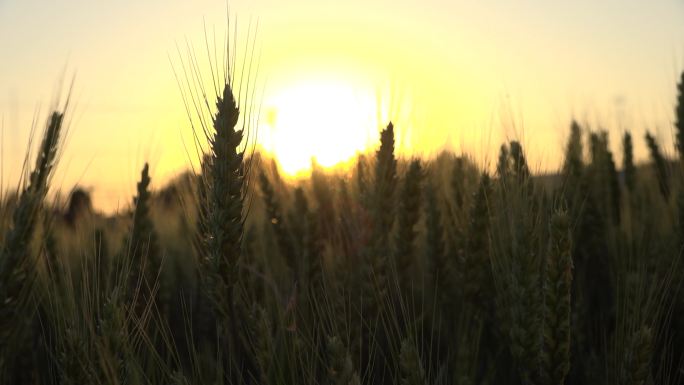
[258,77,381,176]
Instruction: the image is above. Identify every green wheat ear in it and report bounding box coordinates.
[621,326,653,385]
[196,78,255,381]
[0,111,63,376]
[424,181,448,306]
[128,163,160,314]
[399,338,427,385]
[496,143,510,181]
[199,81,243,308]
[373,122,398,252]
[394,159,423,292]
[675,70,684,161]
[562,121,584,183]
[509,141,532,189]
[204,82,244,294]
[622,131,636,192]
[249,304,273,384]
[541,209,573,385]
[645,131,670,201]
[259,170,296,279]
[326,335,361,385]
[361,122,398,322]
[461,172,492,312]
[296,187,323,292]
[491,140,545,385]
[588,131,621,225]
[451,156,467,211]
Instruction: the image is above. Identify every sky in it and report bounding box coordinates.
[1,0,684,212]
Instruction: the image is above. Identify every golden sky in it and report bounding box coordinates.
[1,0,684,212]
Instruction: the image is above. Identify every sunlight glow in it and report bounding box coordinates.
[258,78,380,176]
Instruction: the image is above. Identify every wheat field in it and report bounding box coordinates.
[2,58,684,385]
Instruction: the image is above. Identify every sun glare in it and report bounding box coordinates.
[258,78,380,176]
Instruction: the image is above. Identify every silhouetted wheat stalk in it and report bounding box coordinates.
[541,209,573,385]
[0,111,63,377]
[394,159,423,292]
[645,131,670,201]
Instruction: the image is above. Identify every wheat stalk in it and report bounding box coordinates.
[541,210,573,385]
[399,338,427,385]
[645,131,670,201]
[394,159,423,291]
[326,335,361,385]
[675,71,684,161]
[259,170,297,280]
[128,163,161,317]
[623,131,636,192]
[0,111,64,376]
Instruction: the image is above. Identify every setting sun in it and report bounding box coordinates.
[259,76,380,175]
